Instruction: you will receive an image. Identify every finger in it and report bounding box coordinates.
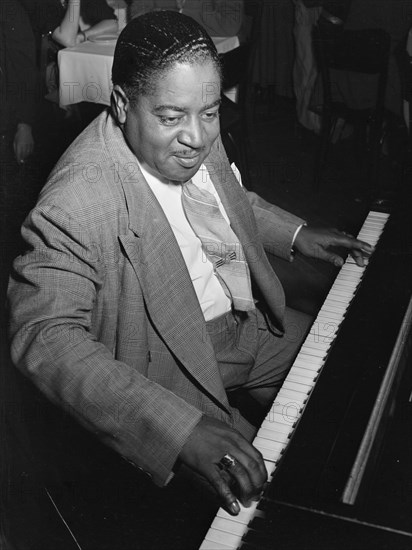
[225,430,267,484]
[316,248,344,267]
[229,460,260,507]
[359,240,375,254]
[211,468,240,515]
[218,451,266,507]
[350,248,365,267]
[233,450,267,501]
[332,234,374,254]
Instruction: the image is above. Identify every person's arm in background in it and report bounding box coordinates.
[52,0,118,47]
[52,0,82,46]
[79,18,118,41]
[79,0,118,40]
[0,0,37,163]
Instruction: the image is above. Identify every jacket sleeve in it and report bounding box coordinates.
[245,190,306,261]
[7,204,203,487]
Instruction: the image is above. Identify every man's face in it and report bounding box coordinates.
[121,60,221,183]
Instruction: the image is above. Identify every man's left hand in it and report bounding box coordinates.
[294,226,374,267]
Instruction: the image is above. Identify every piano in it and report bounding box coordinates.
[199,201,412,550]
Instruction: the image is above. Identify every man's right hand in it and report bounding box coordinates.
[178,416,267,515]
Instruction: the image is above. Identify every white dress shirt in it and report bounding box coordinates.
[139,162,242,321]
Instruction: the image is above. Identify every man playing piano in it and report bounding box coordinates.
[8,11,373,519]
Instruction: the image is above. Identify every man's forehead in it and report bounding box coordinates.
[143,60,220,94]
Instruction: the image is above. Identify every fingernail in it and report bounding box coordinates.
[229,501,240,515]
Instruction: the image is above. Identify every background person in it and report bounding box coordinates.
[52,0,118,47]
[0,0,38,164]
[127,0,243,37]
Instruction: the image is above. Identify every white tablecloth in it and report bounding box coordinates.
[58,35,239,108]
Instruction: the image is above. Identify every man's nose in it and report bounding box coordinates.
[177,116,204,148]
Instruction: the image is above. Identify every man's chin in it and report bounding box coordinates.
[166,161,204,184]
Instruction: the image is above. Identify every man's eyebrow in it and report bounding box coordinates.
[152,99,221,113]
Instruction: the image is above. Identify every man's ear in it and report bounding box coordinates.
[111,85,129,125]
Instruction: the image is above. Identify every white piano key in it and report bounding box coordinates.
[256,427,290,443]
[282,380,312,393]
[269,401,304,419]
[271,393,305,409]
[343,262,365,272]
[287,372,317,385]
[264,409,298,428]
[254,437,286,453]
[301,339,330,352]
[320,302,347,313]
[303,324,334,338]
[329,288,356,299]
[318,312,346,323]
[325,299,351,309]
[295,352,324,365]
[334,273,362,283]
[329,286,355,296]
[301,348,330,358]
[264,459,277,477]
[306,330,337,343]
[199,539,234,549]
[254,444,282,463]
[216,502,259,523]
[275,387,309,402]
[204,528,242,548]
[211,517,250,537]
[289,361,321,374]
[292,359,323,372]
[325,288,352,298]
[314,315,344,326]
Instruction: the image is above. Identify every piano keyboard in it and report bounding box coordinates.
[199,210,390,550]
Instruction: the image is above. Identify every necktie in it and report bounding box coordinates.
[181,181,255,312]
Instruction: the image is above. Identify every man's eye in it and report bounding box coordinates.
[202,111,219,120]
[158,116,181,126]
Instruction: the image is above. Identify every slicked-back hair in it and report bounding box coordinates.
[112,10,222,103]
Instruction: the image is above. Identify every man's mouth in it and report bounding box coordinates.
[173,153,201,168]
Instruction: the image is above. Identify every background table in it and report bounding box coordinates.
[58,35,239,108]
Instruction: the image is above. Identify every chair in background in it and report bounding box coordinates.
[312,17,391,191]
[219,0,262,190]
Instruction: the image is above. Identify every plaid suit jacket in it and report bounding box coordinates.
[8,111,305,485]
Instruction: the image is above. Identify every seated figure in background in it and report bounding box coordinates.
[127,0,243,37]
[0,0,38,164]
[52,0,119,47]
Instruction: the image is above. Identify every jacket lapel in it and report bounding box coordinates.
[206,139,286,330]
[105,117,229,410]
